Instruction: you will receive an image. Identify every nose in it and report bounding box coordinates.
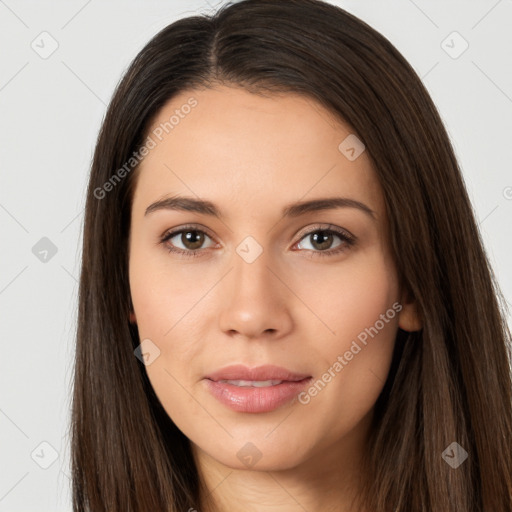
[217,244,293,341]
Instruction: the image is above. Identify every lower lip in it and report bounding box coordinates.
[204,378,312,413]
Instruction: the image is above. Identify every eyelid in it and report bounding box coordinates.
[294,223,354,241]
[160,223,217,243]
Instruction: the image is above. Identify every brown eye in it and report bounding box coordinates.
[295,227,356,258]
[308,231,336,251]
[160,226,216,257]
[178,230,205,250]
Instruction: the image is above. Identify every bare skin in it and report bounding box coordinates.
[128,85,421,512]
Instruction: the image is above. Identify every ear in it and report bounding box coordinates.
[397,287,422,332]
[129,310,137,324]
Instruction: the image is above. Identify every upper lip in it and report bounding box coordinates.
[205,364,311,382]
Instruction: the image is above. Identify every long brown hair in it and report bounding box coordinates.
[70,0,512,510]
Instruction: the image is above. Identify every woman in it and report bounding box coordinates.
[70,0,512,510]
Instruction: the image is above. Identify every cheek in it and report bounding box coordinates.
[295,253,400,421]
[129,235,211,341]
[132,297,203,366]
[129,249,209,424]
[128,246,204,414]
[291,245,399,346]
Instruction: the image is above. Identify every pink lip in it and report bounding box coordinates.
[205,364,311,382]
[204,364,312,413]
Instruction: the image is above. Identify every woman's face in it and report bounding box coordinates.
[128,85,417,471]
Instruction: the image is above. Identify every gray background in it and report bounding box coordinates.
[1,0,511,510]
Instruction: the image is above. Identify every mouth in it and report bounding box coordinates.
[215,379,289,387]
[204,376,313,413]
[205,363,311,383]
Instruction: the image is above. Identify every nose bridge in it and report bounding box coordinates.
[217,234,292,338]
[231,235,276,299]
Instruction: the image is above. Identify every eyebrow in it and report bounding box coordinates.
[144,195,376,220]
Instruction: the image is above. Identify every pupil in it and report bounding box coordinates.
[183,231,204,250]
[312,231,332,250]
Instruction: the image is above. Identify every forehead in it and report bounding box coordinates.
[132,85,385,221]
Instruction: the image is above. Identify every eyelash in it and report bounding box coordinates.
[159,224,356,259]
